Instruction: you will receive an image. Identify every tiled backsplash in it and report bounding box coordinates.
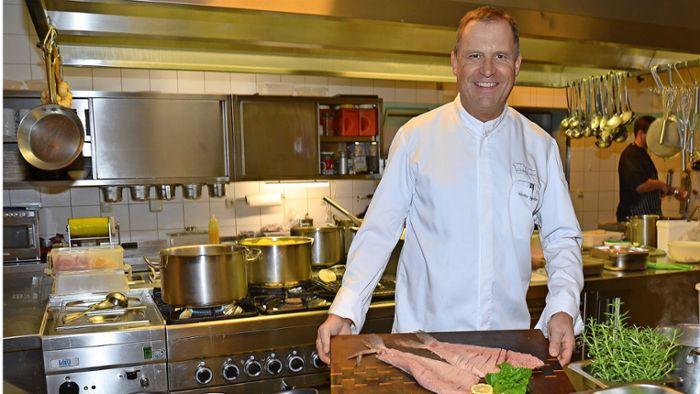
[3,180,378,241]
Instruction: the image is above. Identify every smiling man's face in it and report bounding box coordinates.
[450,19,521,122]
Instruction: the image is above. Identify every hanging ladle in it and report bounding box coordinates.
[63,292,128,323]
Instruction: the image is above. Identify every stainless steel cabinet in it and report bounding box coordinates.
[233,96,318,180]
[91,93,230,183]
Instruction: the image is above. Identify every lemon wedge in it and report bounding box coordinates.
[318,269,337,283]
[471,383,493,394]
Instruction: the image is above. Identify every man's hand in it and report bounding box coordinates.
[316,314,353,364]
[547,311,575,366]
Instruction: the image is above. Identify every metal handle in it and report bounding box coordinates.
[143,256,162,269]
[244,247,262,262]
[323,196,363,226]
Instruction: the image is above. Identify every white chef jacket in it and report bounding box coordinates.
[329,95,584,338]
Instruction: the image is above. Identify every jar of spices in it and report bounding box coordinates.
[320,105,336,136]
[320,152,336,175]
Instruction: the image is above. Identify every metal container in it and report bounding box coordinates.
[208,183,226,198]
[290,226,343,267]
[591,245,649,271]
[568,361,682,392]
[661,324,700,394]
[101,186,123,203]
[155,184,177,200]
[183,184,203,200]
[151,244,252,307]
[626,214,660,247]
[166,228,209,247]
[238,236,313,288]
[129,185,151,201]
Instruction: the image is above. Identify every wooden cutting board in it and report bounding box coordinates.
[330,329,574,393]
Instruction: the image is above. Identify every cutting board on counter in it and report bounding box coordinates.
[330,330,574,393]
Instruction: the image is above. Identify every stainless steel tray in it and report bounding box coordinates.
[568,361,681,392]
[590,246,649,271]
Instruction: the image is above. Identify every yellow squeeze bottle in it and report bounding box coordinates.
[208,215,220,244]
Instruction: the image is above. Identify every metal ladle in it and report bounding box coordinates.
[63,291,128,323]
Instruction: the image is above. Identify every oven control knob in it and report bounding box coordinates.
[287,354,305,373]
[139,376,150,388]
[195,365,213,385]
[311,352,327,369]
[59,381,80,394]
[221,362,240,381]
[265,357,283,375]
[244,359,263,377]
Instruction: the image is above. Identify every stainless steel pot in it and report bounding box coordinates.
[290,226,343,267]
[238,236,313,288]
[626,214,660,247]
[659,324,700,393]
[146,244,256,307]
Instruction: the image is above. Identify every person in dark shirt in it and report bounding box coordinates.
[616,115,684,222]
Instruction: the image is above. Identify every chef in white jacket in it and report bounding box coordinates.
[316,6,583,366]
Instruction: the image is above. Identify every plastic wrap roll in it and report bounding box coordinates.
[68,217,110,237]
[245,193,282,207]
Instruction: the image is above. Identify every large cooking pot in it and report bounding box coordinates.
[146,244,256,307]
[625,214,660,247]
[238,236,313,288]
[290,226,343,267]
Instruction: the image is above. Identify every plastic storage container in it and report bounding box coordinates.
[656,220,699,253]
[358,105,377,136]
[337,106,359,136]
[49,245,124,273]
[53,269,128,295]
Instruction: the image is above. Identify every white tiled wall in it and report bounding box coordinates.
[3,180,380,241]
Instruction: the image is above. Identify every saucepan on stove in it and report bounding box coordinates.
[290,225,344,267]
[238,236,313,288]
[145,244,259,307]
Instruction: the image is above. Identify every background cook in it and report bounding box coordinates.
[316,5,584,367]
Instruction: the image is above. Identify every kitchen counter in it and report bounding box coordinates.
[3,262,698,393]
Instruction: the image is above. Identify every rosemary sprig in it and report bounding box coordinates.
[582,299,680,384]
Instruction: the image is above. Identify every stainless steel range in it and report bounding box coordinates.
[155,279,396,393]
[155,283,335,393]
[40,289,168,394]
[39,276,396,393]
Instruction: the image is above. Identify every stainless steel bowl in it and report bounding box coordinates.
[183,184,203,200]
[208,183,226,198]
[155,184,177,200]
[129,185,151,201]
[101,186,123,203]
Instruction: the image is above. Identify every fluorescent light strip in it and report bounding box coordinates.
[263,180,330,189]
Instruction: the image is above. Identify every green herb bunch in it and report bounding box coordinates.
[485,362,532,394]
[583,301,680,384]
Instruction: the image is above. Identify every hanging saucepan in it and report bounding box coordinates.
[17,25,83,170]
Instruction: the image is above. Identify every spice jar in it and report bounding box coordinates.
[320,152,336,175]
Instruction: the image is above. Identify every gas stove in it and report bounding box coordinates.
[40,289,168,394]
[153,281,338,393]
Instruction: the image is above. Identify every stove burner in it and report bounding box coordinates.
[249,281,335,315]
[153,288,257,324]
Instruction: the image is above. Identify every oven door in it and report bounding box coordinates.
[3,222,40,262]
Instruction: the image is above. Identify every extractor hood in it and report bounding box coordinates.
[26,0,700,87]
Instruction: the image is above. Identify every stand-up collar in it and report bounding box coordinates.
[453,94,509,136]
